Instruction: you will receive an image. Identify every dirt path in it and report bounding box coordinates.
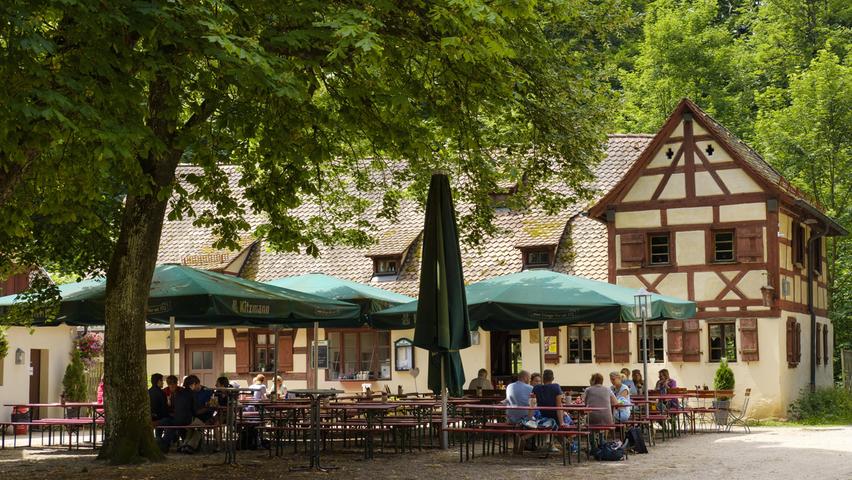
[1,427,850,480]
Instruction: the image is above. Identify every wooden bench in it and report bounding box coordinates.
[445,426,590,466]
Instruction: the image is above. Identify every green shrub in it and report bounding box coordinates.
[0,328,8,358]
[62,349,88,402]
[788,387,852,425]
[713,358,735,399]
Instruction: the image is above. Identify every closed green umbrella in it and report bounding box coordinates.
[415,173,471,449]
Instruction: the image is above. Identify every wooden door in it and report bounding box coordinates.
[187,345,216,386]
[29,349,42,419]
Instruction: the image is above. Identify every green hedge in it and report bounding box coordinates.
[788,387,852,425]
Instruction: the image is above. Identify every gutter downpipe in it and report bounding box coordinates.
[807,223,827,392]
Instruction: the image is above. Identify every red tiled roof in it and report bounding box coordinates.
[158,135,652,295]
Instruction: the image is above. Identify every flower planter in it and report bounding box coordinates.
[713,399,730,426]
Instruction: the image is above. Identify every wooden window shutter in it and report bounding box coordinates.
[235,332,250,374]
[823,326,829,366]
[278,332,295,372]
[785,318,796,366]
[738,318,759,361]
[815,324,822,365]
[612,323,630,363]
[795,322,802,363]
[682,319,701,362]
[736,226,763,262]
[620,233,645,267]
[593,324,612,362]
[666,320,684,362]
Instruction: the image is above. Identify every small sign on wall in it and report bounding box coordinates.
[313,340,329,369]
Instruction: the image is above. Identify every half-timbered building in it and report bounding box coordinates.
[145,99,844,418]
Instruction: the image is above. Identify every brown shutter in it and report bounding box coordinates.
[620,233,645,267]
[793,322,802,364]
[682,319,701,362]
[612,323,630,363]
[593,324,612,362]
[785,318,795,366]
[738,318,759,361]
[815,324,822,365]
[235,332,250,374]
[736,226,763,262]
[278,331,295,372]
[823,326,829,366]
[666,320,684,362]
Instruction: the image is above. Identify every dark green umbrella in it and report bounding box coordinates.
[415,173,471,449]
[0,264,361,327]
[373,269,696,329]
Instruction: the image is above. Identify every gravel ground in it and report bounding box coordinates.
[0,427,850,480]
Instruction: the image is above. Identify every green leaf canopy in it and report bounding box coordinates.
[0,264,360,327]
[414,174,470,397]
[372,269,696,331]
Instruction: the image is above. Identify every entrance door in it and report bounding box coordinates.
[490,331,522,386]
[29,349,42,419]
[187,346,216,386]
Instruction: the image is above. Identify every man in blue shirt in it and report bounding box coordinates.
[532,369,564,426]
[505,370,535,428]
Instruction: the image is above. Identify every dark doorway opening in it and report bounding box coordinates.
[29,349,43,419]
[490,330,522,386]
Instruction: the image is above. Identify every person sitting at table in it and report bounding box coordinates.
[158,375,206,454]
[163,375,181,412]
[214,376,232,407]
[505,370,536,427]
[149,373,169,436]
[270,375,289,400]
[468,368,494,391]
[194,381,216,423]
[532,369,565,452]
[530,372,542,387]
[621,368,637,396]
[582,373,618,425]
[655,368,677,392]
[249,374,268,401]
[609,371,631,423]
[632,369,644,392]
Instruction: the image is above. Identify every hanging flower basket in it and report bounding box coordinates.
[76,332,104,368]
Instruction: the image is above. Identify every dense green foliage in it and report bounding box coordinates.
[713,358,735,399]
[788,387,852,425]
[62,349,88,403]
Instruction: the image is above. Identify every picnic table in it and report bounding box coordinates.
[2,402,103,449]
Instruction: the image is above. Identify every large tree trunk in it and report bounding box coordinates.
[98,76,181,464]
[98,176,176,463]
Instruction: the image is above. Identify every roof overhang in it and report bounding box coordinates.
[793,200,848,237]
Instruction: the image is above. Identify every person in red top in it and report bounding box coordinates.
[96,376,105,414]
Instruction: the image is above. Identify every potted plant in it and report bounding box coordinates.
[712,358,735,425]
[62,349,88,417]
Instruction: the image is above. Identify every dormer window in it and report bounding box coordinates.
[373,257,399,276]
[522,247,554,269]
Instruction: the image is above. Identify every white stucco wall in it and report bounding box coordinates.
[0,326,76,422]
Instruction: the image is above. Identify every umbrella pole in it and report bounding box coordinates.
[313,321,320,389]
[441,354,448,450]
[272,327,279,397]
[642,317,649,418]
[538,320,545,374]
[169,316,175,376]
